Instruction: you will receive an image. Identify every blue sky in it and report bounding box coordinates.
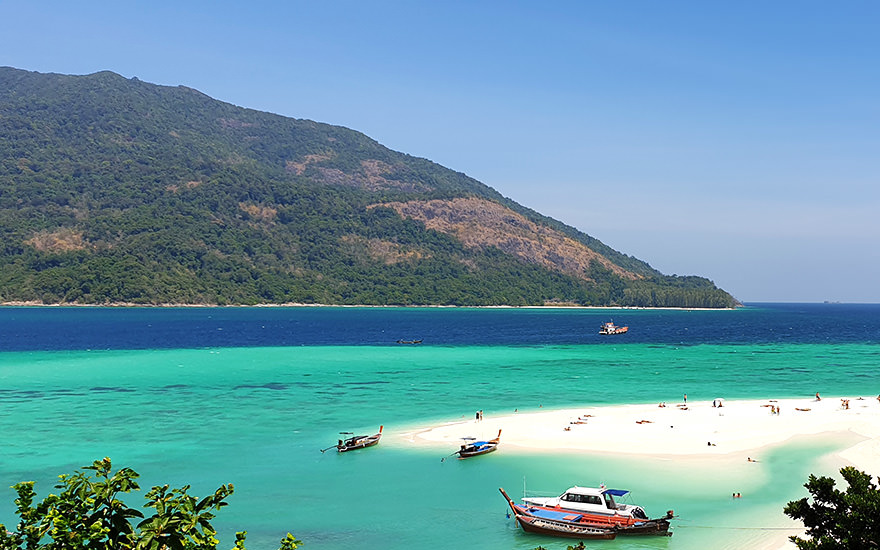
[2,2,878,302]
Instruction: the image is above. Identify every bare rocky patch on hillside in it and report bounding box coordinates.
[376,197,641,282]
[25,228,89,253]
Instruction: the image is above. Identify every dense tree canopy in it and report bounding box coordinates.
[784,466,880,550]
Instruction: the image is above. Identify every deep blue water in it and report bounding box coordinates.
[1,303,878,351]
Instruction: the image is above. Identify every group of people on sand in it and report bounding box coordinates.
[565,414,593,430]
[814,393,880,409]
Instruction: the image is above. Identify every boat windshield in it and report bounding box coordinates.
[561,493,603,506]
[603,492,616,509]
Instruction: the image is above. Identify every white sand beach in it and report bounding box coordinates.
[405,396,880,473]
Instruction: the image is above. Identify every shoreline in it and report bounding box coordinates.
[0,300,744,311]
[398,396,880,473]
[0,300,737,311]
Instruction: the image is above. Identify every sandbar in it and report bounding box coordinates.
[403,396,880,473]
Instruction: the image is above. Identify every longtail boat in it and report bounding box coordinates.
[499,488,617,540]
[458,429,502,458]
[441,430,502,461]
[321,425,383,453]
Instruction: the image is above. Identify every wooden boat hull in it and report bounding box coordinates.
[541,508,670,534]
[615,519,671,535]
[337,437,380,452]
[457,444,497,458]
[514,514,617,540]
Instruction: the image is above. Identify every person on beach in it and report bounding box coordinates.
[684,393,687,404]
[816,392,821,401]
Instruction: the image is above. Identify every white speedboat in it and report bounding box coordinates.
[523,486,649,521]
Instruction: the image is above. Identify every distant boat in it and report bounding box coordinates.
[445,429,501,460]
[322,426,383,453]
[599,320,628,335]
[396,339,423,344]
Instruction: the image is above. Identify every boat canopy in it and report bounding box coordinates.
[602,489,630,497]
[527,507,584,522]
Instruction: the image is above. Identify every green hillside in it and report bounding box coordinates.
[0,67,737,308]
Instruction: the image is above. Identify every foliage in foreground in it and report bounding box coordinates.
[0,458,300,550]
[784,466,880,550]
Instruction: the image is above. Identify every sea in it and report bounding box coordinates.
[1,303,879,550]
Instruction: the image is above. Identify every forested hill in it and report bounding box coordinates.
[0,67,738,308]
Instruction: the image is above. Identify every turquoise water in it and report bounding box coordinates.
[1,306,879,549]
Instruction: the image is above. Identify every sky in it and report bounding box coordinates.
[1,1,878,303]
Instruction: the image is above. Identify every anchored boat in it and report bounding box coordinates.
[504,485,673,536]
[458,429,501,459]
[322,425,383,453]
[500,488,617,539]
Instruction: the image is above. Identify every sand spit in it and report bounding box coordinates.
[404,396,880,473]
